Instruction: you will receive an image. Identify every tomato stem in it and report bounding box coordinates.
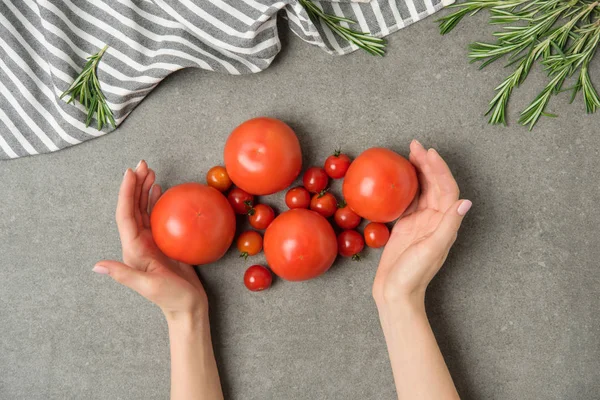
[352,253,361,261]
[240,252,249,260]
[337,199,347,208]
[333,148,341,157]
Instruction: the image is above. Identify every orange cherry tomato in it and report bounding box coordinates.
[364,222,390,248]
[224,117,302,195]
[151,183,236,265]
[206,166,232,192]
[343,148,418,222]
[237,230,263,259]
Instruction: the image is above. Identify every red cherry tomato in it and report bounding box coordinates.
[248,204,275,230]
[343,148,418,222]
[227,187,254,215]
[237,230,263,259]
[324,150,351,179]
[334,201,361,230]
[364,222,390,248]
[337,230,364,260]
[264,209,337,281]
[310,191,337,218]
[244,265,272,292]
[151,183,236,265]
[224,117,302,195]
[206,166,232,192]
[303,167,329,193]
[285,186,311,209]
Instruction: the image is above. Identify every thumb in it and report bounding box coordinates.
[93,260,152,294]
[431,199,472,250]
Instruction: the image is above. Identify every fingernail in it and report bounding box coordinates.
[457,200,472,216]
[412,139,422,146]
[135,160,144,170]
[92,265,109,275]
[124,168,130,177]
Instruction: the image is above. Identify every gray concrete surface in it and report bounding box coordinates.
[2,12,600,400]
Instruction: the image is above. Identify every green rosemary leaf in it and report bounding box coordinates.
[299,0,385,56]
[61,45,115,130]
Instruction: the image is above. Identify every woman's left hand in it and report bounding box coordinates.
[93,161,208,319]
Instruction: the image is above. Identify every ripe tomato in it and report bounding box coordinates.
[364,222,390,248]
[227,187,254,215]
[324,150,351,179]
[206,166,232,192]
[337,230,364,260]
[224,117,302,195]
[244,265,272,292]
[264,209,337,281]
[285,186,311,209]
[334,201,361,229]
[237,230,263,259]
[310,191,337,218]
[343,148,418,222]
[151,183,236,265]
[248,204,275,230]
[303,167,329,193]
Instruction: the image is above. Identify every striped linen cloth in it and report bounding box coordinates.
[0,0,452,160]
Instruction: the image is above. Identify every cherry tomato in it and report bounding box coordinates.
[337,230,364,260]
[343,148,418,222]
[303,167,329,193]
[310,191,337,218]
[151,183,236,265]
[285,186,311,209]
[248,204,275,230]
[206,166,232,192]
[324,150,351,179]
[364,222,390,248]
[237,230,263,259]
[224,117,302,195]
[227,187,254,215]
[264,209,337,281]
[244,265,273,291]
[334,201,361,229]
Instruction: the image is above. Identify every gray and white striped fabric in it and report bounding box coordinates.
[0,0,452,160]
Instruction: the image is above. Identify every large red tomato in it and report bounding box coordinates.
[264,209,337,281]
[342,148,418,222]
[151,183,236,265]
[224,117,302,195]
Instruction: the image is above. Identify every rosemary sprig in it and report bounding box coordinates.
[298,0,386,56]
[60,45,115,130]
[438,0,600,129]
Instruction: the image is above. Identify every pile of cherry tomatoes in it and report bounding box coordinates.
[150,117,418,292]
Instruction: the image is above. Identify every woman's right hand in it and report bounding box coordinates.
[373,140,472,308]
[93,161,208,320]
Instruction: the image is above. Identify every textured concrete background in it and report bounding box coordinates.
[1,11,599,400]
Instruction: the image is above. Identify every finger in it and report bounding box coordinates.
[93,260,153,296]
[427,149,460,210]
[429,199,472,251]
[409,140,438,210]
[148,184,162,214]
[140,169,155,228]
[133,160,149,229]
[116,169,139,243]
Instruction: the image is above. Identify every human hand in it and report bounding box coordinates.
[372,141,472,308]
[93,161,208,320]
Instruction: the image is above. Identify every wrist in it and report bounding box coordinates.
[165,309,209,333]
[375,292,426,321]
